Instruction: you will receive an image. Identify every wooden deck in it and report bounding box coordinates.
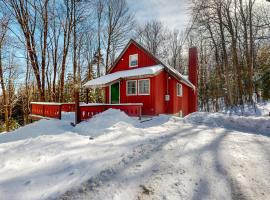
[30,102,143,122]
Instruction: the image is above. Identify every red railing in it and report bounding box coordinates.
[107,104,142,117]
[80,105,106,120]
[43,104,62,119]
[30,102,142,122]
[30,102,75,120]
[61,103,75,112]
[31,103,62,119]
[79,103,143,121]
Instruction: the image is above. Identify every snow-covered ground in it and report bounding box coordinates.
[221,101,270,117]
[0,109,269,200]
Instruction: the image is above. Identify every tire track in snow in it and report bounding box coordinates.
[57,133,179,200]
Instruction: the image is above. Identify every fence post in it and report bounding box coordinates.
[75,91,81,124]
[42,105,45,117]
[59,104,62,120]
[86,88,89,104]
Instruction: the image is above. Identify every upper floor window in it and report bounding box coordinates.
[129,54,138,67]
[127,80,137,95]
[138,79,150,95]
[177,83,183,97]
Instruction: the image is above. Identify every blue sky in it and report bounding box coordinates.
[126,0,190,31]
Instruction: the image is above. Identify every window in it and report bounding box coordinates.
[129,54,138,67]
[138,79,150,95]
[177,83,183,97]
[127,80,137,95]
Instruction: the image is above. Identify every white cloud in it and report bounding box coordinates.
[127,0,190,31]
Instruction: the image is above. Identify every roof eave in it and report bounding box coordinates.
[84,68,163,89]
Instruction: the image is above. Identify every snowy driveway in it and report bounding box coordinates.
[0,110,269,200]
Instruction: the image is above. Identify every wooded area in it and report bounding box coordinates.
[0,0,269,132]
[190,0,270,111]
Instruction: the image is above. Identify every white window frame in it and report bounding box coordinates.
[129,54,138,68]
[177,83,183,97]
[126,80,137,96]
[138,79,150,95]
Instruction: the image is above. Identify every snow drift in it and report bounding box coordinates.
[73,109,138,137]
[185,112,270,136]
[0,109,269,200]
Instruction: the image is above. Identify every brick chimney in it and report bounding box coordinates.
[188,47,198,114]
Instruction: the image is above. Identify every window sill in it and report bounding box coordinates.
[129,65,138,68]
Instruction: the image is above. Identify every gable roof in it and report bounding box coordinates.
[108,39,195,90]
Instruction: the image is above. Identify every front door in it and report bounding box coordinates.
[110,82,120,104]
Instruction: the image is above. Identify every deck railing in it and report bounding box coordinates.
[30,102,75,120]
[79,103,143,121]
[61,103,76,112]
[30,102,142,121]
[30,102,143,121]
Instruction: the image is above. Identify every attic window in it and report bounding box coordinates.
[129,54,138,67]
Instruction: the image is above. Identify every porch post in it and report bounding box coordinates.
[58,104,62,120]
[75,88,81,124]
[86,88,89,104]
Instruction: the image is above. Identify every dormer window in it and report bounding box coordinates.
[129,54,138,68]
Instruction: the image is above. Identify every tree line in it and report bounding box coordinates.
[189,0,270,111]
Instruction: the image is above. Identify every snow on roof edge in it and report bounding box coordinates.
[83,65,164,88]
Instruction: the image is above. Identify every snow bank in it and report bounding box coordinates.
[185,112,270,136]
[0,109,270,200]
[74,109,138,137]
[0,113,74,144]
[221,101,270,116]
[0,109,138,144]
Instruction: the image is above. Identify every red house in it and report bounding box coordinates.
[84,39,198,117]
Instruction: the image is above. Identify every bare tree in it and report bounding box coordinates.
[0,16,9,131]
[103,0,134,73]
[167,29,184,72]
[2,0,50,101]
[136,20,168,58]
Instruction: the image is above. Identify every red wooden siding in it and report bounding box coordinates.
[104,70,190,116]
[104,41,198,117]
[181,85,190,116]
[153,71,167,115]
[110,43,158,73]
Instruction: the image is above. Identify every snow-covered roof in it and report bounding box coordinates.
[83,65,164,88]
[164,65,195,90]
